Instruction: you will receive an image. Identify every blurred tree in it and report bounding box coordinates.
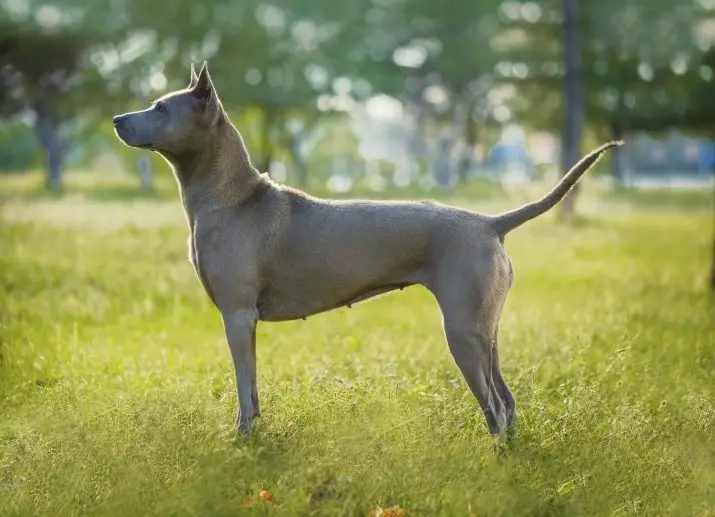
[505,0,709,200]
[406,0,504,184]
[119,0,376,182]
[346,0,505,187]
[0,0,134,187]
[0,21,87,188]
[561,0,583,216]
[582,0,704,186]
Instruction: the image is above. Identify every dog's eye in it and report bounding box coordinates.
[156,102,167,113]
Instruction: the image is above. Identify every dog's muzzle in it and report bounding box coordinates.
[113,114,150,148]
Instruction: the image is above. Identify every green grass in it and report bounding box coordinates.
[1,172,713,516]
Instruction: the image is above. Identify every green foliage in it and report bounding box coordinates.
[0,176,713,516]
[2,0,714,183]
[0,123,38,172]
[503,0,715,136]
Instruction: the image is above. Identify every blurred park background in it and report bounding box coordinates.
[1,0,714,195]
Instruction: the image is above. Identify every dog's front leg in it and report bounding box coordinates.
[221,308,259,434]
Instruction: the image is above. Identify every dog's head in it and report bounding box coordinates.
[113,62,224,155]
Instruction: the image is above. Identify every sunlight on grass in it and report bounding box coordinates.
[0,173,713,516]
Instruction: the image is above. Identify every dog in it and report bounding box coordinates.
[113,62,621,437]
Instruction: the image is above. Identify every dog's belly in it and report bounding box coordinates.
[256,241,428,321]
[256,280,416,321]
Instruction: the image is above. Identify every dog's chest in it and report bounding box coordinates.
[187,232,218,305]
[187,234,197,271]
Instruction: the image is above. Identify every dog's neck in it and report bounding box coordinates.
[163,115,264,220]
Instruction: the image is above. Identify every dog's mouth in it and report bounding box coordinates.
[113,126,153,150]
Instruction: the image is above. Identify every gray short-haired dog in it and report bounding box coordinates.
[113,62,621,437]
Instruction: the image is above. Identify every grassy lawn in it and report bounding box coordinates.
[1,172,713,516]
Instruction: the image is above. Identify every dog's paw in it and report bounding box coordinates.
[492,436,510,458]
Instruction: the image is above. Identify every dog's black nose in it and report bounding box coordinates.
[112,115,124,126]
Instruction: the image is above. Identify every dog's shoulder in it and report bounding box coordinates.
[272,183,331,214]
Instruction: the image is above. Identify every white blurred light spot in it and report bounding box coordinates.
[502,124,525,144]
[496,61,512,77]
[332,95,355,112]
[500,1,521,20]
[327,175,353,193]
[36,5,61,28]
[521,2,541,22]
[493,105,511,123]
[5,0,29,17]
[149,72,167,91]
[393,45,427,68]
[637,62,654,81]
[245,68,262,85]
[423,85,448,106]
[671,54,688,75]
[512,63,528,79]
[352,78,372,98]
[292,20,318,49]
[269,161,287,183]
[365,94,403,121]
[200,31,221,59]
[700,65,714,81]
[332,77,352,96]
[305,64,328,89]
[694,18,715,51]
[120,31,154,63]
[256,4,285,32]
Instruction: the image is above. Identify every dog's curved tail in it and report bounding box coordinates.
[489,141,623,237]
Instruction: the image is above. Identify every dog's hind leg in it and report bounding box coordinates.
[431,253,512,436]
[441,317,507,435]
[250,334,260,417]
[221,308,260,433]
[491,335,516,431]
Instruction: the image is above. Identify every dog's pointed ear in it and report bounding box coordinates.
[191,61,223,124]
[192,61,215,103]
[188,63,199,88]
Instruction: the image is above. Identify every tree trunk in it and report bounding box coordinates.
[284,113,322,187]
[137,155,154,191]
[457,111,477,183]
[561,0,583,217]
[45,137,62,190]
[611,121,626,187]
[34,106,63,190]
[711,177,715,289]
[290,144,308,187]
[433,137,456,189]
[259,109,276,174]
